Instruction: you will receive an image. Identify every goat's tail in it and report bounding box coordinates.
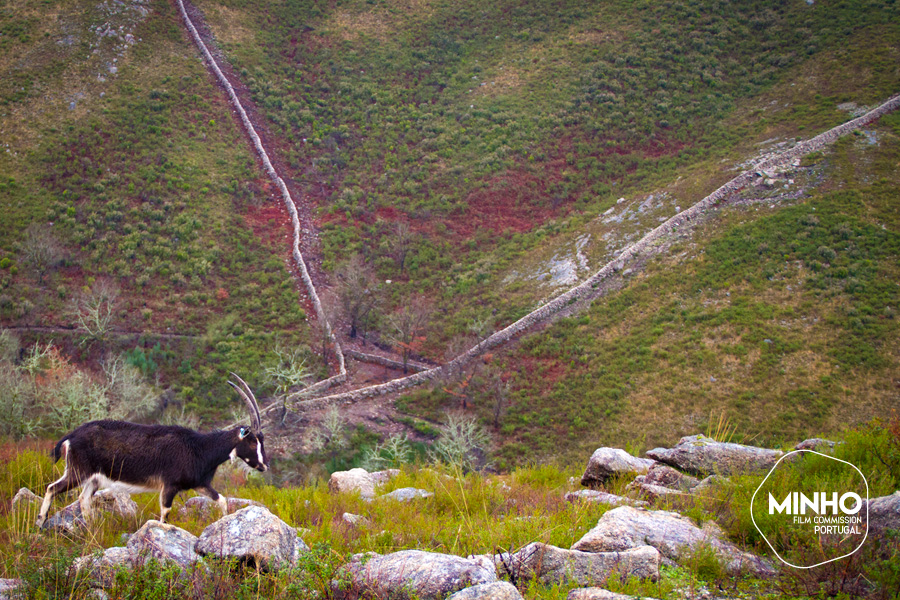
[51,436,70,463]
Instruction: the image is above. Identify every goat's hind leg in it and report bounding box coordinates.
[77,474,101,523]
[36,440,79,528]
[36,465,79,527]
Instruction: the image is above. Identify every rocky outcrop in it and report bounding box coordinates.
[446,582,523,600]
[572,506,774,577]
[581,448,656,487]
[333,550,497,600]
[127,521,199,567]
[866,492,900,535]
[381,488,433,502]
[565,490,648,508]
[568,589,660,600]
[646,435,782,477]
[196,506,308,571]
[500,543,660,586]
[175,496,262,520]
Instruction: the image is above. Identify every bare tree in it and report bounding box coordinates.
[387,295,432,374]
[18,224,63,284]
[388,222,414,275]
[69,279,119,346]
[335,253,380,340]
[265,343,312,425]
[488,370,510,429]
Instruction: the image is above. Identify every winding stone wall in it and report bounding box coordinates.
[175,0,898,410]
[296,93,900,409]
[175,0,347,386]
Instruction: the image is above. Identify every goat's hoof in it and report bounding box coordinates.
[35,517,45,528]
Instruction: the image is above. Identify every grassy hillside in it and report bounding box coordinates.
[191,0,900,347]
[0,0,899,458]
[0,0,312,419]
[398,114,900,467]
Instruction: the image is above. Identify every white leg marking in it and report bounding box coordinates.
[218,495,228,517]
[38,440,71,525]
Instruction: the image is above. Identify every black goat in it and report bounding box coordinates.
[36,374,268,527]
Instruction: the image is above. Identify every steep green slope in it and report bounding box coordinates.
[0,0,311,417]
[398,115,900,467]
[192,0,899,349]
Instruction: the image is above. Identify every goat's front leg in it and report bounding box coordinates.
[159,485,180,523]
[198,485,228,518]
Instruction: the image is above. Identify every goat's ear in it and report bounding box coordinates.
[239,426,250,440]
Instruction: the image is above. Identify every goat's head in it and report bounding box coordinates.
[228,374,269,472]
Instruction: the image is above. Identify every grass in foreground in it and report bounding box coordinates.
[1,420,898,599]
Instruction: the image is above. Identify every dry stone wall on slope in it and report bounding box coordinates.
[174,0,899,411]
[297,93,900,409]
[174,0,347,389]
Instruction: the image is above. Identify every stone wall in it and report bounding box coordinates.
[175,0,347,390]
[296,93,900,409]
[176,0,898,411]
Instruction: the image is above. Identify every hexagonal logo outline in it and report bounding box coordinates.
[750,449,869,569]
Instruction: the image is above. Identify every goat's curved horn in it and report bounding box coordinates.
[228,373,262,432]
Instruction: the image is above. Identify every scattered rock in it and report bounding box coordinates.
[447,581,523,600]
[196,506,306,571]
[0,579,22,600]
[626,480,685,502]
[640,463,700,492]
[501,543,660,586]
[581,448,656,487]
[11,488,40,511]
[691,475,726,493]
[334,550,497,600]
[465,554,498,575]
[92,490,138,519]
[572,506,774,577]
[565,490,648,508]
[342,513,370,528]
[568,588,659,600]
[329,468,399,499]
[127,521,198,567]
[646,435,782,477]
[865,492,900,535]
[73,546,134,587]
[41,500,86,534]
[175,496,262,520]
[381,487,433,502]
[794,438,837,452]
